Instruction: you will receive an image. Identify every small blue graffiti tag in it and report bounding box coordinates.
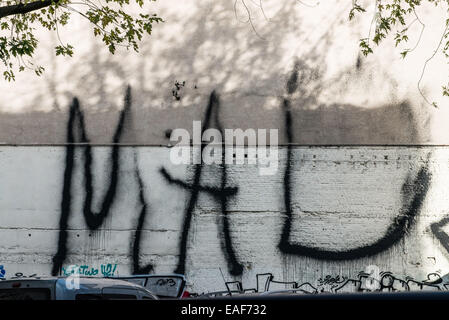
[61,264,118,277]
[0,265,6,279]
[101,264,117,277]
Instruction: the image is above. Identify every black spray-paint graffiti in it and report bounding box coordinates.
[52,87,130,276]
[0,268,37,281]
[132,151,154,274]
[160,91,244,276]
[51,87,244,277]
[332,271,448,293]
[49,75,449,278]
[430,214,449,259]
[200,271,449,296]
[278,66,433,260]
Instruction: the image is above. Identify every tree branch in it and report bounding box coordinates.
[0,0,61,19]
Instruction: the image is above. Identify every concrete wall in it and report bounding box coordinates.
[1,0,449,293]
[0,0,448,144]
[1,144,449,293]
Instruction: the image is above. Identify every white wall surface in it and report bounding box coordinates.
[0,146,448,293]
[0,0,449,294]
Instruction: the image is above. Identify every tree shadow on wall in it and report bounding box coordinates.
[0,0,431,144]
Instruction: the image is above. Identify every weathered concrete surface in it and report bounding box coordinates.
[1,0,449,294]
[0,146,448,293]
[0,0,447,144]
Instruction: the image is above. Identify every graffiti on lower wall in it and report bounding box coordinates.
[52,88,130,276]
[0,267,38,280]
[203,270,449,296]
[0,264,118,279]
[61,264,118,277]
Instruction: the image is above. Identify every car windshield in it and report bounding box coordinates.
[0,288,51,300]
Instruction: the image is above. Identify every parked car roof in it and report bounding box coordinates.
[0,276,158,300]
